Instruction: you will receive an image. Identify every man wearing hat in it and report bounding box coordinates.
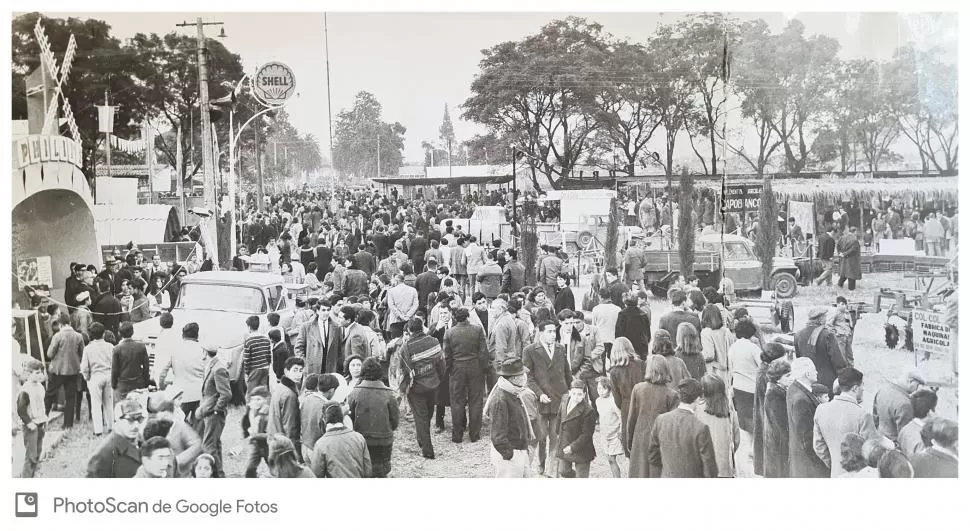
[793,307,847,395]
[72,291,94,334]
[64,262,90,314]
[811,368,876,477]
[485,358,534,478]
[197,342,231,477]
[86,399,145,478]
[871,369,925,444]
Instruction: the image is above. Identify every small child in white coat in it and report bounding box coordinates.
[595,376,624,478]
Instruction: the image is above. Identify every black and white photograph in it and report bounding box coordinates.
[9,7,960,488]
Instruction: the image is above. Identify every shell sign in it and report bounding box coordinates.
[253,62,296,106]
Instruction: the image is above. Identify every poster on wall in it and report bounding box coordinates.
[788,200,816,238]
[16,256,53,294]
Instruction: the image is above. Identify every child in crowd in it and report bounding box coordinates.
[16,359,48,478]
[192,453,216,478]
[241,386,270,478]
[595,376,623,478]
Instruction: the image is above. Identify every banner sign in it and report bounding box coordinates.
[14,135,84,170]
[722,184,762,214]
[912,309,951,356]
[788,200,816,238]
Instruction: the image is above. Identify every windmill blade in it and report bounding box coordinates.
[60,35,77,80]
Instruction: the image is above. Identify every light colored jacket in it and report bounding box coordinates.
[80,339,113,381]
[812,394,876,477]
[47,326,84,375]
[386,283,419,326]
[701,327,735,375]
[159,339,206,404]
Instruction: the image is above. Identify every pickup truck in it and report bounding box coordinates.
[641,233,800,298]
[132,271,299,395]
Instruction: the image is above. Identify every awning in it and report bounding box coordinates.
[372,174,514,186]
[92,204,181,246]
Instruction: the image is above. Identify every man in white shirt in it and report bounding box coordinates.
[151,312,179,386]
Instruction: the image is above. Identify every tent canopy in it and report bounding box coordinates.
[92,204,181,247]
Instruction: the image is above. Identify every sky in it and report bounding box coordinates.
[43,11,958,164]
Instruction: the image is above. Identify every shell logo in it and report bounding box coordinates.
[253,62,296,106]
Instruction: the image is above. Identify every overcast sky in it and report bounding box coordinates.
[46,11,958,163]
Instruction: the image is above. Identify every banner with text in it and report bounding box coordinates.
[912,308,951,356]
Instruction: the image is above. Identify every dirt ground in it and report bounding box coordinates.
[22,272,956,478]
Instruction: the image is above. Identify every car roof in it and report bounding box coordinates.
[181,271,283,287]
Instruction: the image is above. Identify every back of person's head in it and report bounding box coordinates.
[644,354,671,385]
[119,321,135,339]
[246,315,260,330]
[267,312,281,327]
[701,305,723,330]
[929,418,958,449]
[182,322,200,340]
[669,288,686,307]
[840,433,868,473]
[877,450,914,478]
[323,403,344,425]
[268,328,282,343]
[676,378,703,404]
[622,292,638,308]
[159,312,174,329]
[452,307,470,323]
[760,342,787,365]
[317,374,340,394]
[361,357,383,381]
[88,322,106,340]
[836,367,864,390]
[910,389,938,420]
[142,418,174,440]
[407,317,424,334]
[734,319,757,340]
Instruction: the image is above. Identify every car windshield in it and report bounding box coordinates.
[723,242,753,259]
[177,283,267,313]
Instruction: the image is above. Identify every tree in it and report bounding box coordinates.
[12,13,148,177]
[127,31,251,184]
[462,133,508,165]
[593,41,662,176]
[648,23,698,184]
[886,44,958,173]
[462,17,609,190]
[677,169,696,280]
[604,197,620,270]
[333,91,406,178]
[439,103,456,166]
[844,59,900,172]
[673,13,742,176]
[421,140,448,167]
[753,175,781,288]
[766,20,841,174]
[727,20,785,176]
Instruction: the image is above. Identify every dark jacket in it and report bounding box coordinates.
[86,432,140,478]
[343,269,370,298]
[607,280,627,307]
[553,287,575,314]
[763,383,790,478]
[522,342,571,416]
[658,310,702,342]
[314,245,334,281]
[487,387,531,459]
[556,396,597,464]
[502,260,527,295]
[91,292,123,335]
[837,233,862,280]
[753,367,769,476]
[272,341,291,381]
[816,232,836,260]
[442,321,489,368]
[794,324,846,393]
[353,250,377,278]
[627,381,678,477]
[414,271,441,311]
[647,408,718,478]
[47,326,84,375]
[609,360,645,456]
[615,307,651,357]
[111,339,150,394]
[347,380,399,446]
[310,425,372,478]
[296,315,344,375]
[268,376,302,453]
[786,381,829,478]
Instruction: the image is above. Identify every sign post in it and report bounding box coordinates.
[912,308,951,366]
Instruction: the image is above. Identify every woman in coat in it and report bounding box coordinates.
[763,358,792,478]
[347,358,400,478]
[615,293,651,358]
[627,355,679,478]
[753,343,787,476]
[837,227,862,290]
[555,380,597,478]
[700,305,735,379]
[653,335,690,388]
[675,322,706,380]
[695,374,740,477]
[553,274,576,314]
[607,338,644,457]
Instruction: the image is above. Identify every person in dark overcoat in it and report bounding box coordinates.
[753,343,787,476]
[837,226,862,290]
[627,355,679,478]
[786,358,830,478]
[615,294,651,359]
[607,338,644,457]
[763,358,792,478]
[794,307,846,396]
[555,380,597,478]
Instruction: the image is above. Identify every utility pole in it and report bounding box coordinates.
[177,17,224,266]
[104,90,112,180]
[256,122,264,209]
[324,13,335,174]
[376,134,381,178]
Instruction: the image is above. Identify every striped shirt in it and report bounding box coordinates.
[242,333,273,376]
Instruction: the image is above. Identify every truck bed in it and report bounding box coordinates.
[642,250,720,273]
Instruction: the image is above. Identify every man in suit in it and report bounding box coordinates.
[386,273,419,339]
[409,231,429,275]
[501,249,526,295]
[415,258,442,314]
[536,246,563,300]
[522,320,571,477]
[296,297,345,376]
[646,378,717,478]
[836,226,862,291]
[353,243,377,278]
[158,322,206,424]
[621,239,648,290]
[911,418,958,478]
[269,357,305,463]
[197,343,231,477]
[442,307,489,444]
[812,367,876,477]
[45,313,84,429]
[338,305,370,363]
[794,307,847,395]
[872,369,924,443]
[111,321,151,404]
[787,358,830,478]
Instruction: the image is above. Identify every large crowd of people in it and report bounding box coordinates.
[12,184,958,479]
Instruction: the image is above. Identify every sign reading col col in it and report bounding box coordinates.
[912,309,951,356]
[253,62,296,106]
